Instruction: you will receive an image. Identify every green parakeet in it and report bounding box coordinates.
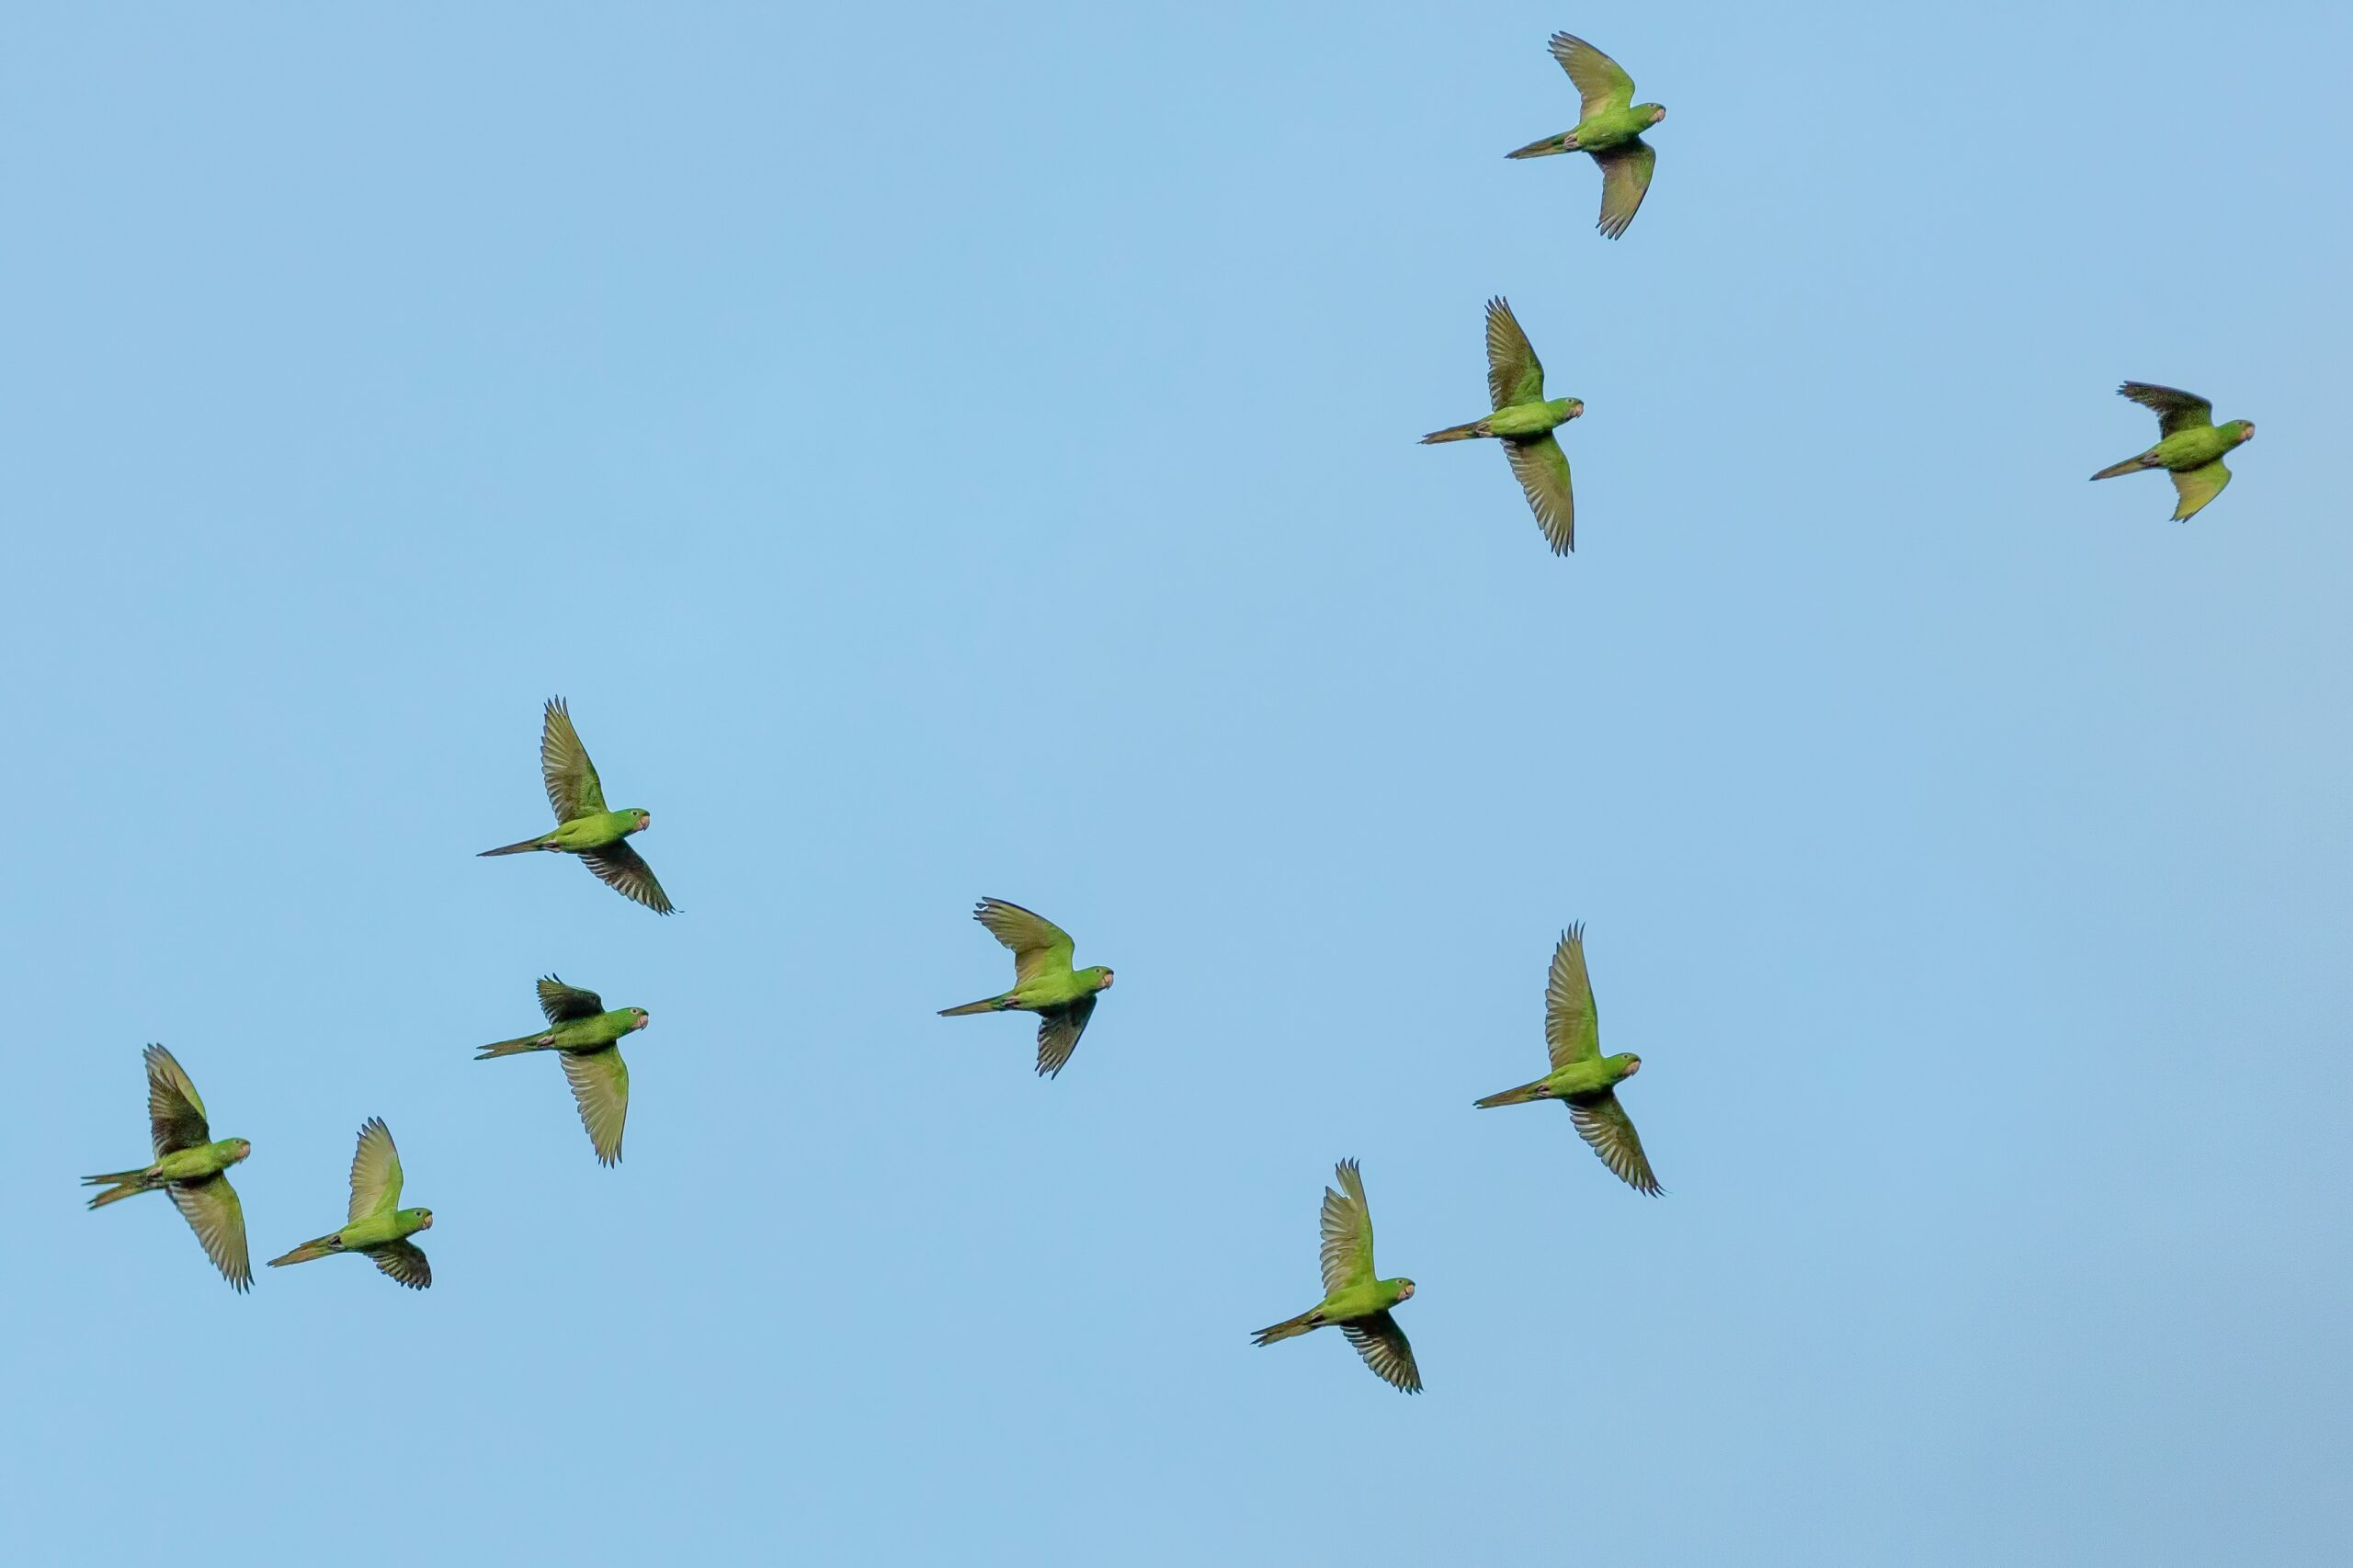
[938,898,1114,1078]
[83,1045,253,1292]
[480,697,675,914]
[1473,925,1662,1195]
[478,975,647,1166]
[2090,382,2256,521]
[1506,32,1666,239]
[267,1118,436,1290]
[1422,298,1585,554]
[1251,1160,1422,1393]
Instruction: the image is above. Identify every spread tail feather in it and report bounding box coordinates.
[2090,454,2154,481]
[938,994,1010,1017]
[1473,1077,1554,1108]
[1506,131,1575,159]
[267,1234,342,1267]
[1420,419,1490,444]
[1251,1310,1324,1346]
[82,1169,153,1209]
[477,835,551,857]
[476,1033,554,1059]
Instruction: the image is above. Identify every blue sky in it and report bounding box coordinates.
[6,3,2350,1562]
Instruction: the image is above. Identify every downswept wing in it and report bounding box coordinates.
[1505,436,1576,555]
[1035,997,1097,1079]
[144,1045,212,1156]
[1544,926,1601,1070]
[170,1176,253,1291]
[540,697,608,822]
[347,1117,404,1223]
[561,1048,631,1165]
[1318,1159,1378,1295]
[1343,1312,1424,1393]
[370,1241,432,1290]
[1549,31,1638,119]
[1485,297,1547,411]
[538,976,607,1024]
[1570,1093,1661,1196]
[2120,382,2214,437]
[973,898,1076,987]
[2169,460,2233,521]
[582,842,675,915]
[1593,141,1656,239]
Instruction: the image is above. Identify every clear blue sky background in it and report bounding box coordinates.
[5,4,2348,1563]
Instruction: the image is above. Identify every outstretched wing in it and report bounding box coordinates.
[2120,382,2214,437]
[1035,997,1097,1079]
[169,1175,252,1292]
[1504,435,1575,555]
[1593,140,1655,239]
[143,1045,211,1156]
[1484,296,1547,411]
[540,697,608,822]
[1342,1312,1423,1393]
[1544,926,1601,1069]
[2169,460,2233,521]
[973,898,1076,986]
[1549,31,1637,119]
[1317,1159,1378,1295]
[537,975,607,1023]
[1570,1092,1661,1196]
[581,842,675,914]
[370,1241,432,1290]
[561,1047,631,1166]
[347,1116,404,1222]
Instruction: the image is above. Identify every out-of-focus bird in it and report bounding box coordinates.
[2090,382,2256,521]
[1473,925,1662,1195]
[938,898,1113,1078]
[1422,297,1585,554]
[1251,1160,1422,1393]
[83,1045,253,1292]
[479,696,674,914]
[267,1118,436,1290]
[1506,31,1665,239]
[478,976,648,1166]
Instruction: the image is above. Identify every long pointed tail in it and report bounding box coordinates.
[1251,1309,1325,1346]
[82,1169,153,1209]
[1472,1076,1554,1109]
[476,1032,555,1059]
[2090,453,2154,481]
[267,1233,343,1268]
[1420,419,1491,445]
[938,994,1012,1017]
[477,835,551,857]
[1506,131,1575,159]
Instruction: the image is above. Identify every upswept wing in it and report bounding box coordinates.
[1484,297,1548,411]
[143,1045,211,1156]
[1343,1312,1423,1393]
[370,1241,432,1290]
[170,1175,252,1291]
[540,697,608,822]
[973,898,1076,986]
[347,1116,404,1223]
[1544,925,1601,1069]
[2120,382,2214,437]
[1593,141,1655,239]
[1317,1159,1379,1295]
[1505,435,1576,555]
[561,1047,631,1166]
[1548,31,1637,119]
[1035,997,1097,1079]
[1571,1092,1661,1196]
[582,842,675,914]
[538,975,607,1023]
[2169,460,2233,521]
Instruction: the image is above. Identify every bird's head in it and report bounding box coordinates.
[1396,1279,1417,1301]
[1558,397,1586,422]
[630,809,653,834]
[2232,420,2256,444]
[229,1139,253,1163]
[1091,966,1116,992]
[1645,104,1667,125]
[410,1210,435,1231]
[630,1008,651,1030]
[1619,1054,1643,1080]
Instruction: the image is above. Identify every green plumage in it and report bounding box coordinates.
[2089,382,2256,521]
[267,1118,436,1290]
[1506,32,1665,239]
[479,696,675,914]
[1422,297,1584,553]
[1472,926,1662,1196]
[82,1045,253,1291]
[938,898,1114,1078]
[478,976,646,1165]
[1251,1160,1421,1393]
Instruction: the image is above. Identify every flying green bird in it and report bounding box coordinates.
[83,1045,253,1292]
[477,975,647,1166]
[1251,1159,1422,1393]
[479,696,675,914]
[2090,382,2256,521]
[1472,925,1661,1195]
[938,898,1114,1078]
[267,1118,436,1290]
[1506,32,1666,240]
[1422,297,1584,554]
